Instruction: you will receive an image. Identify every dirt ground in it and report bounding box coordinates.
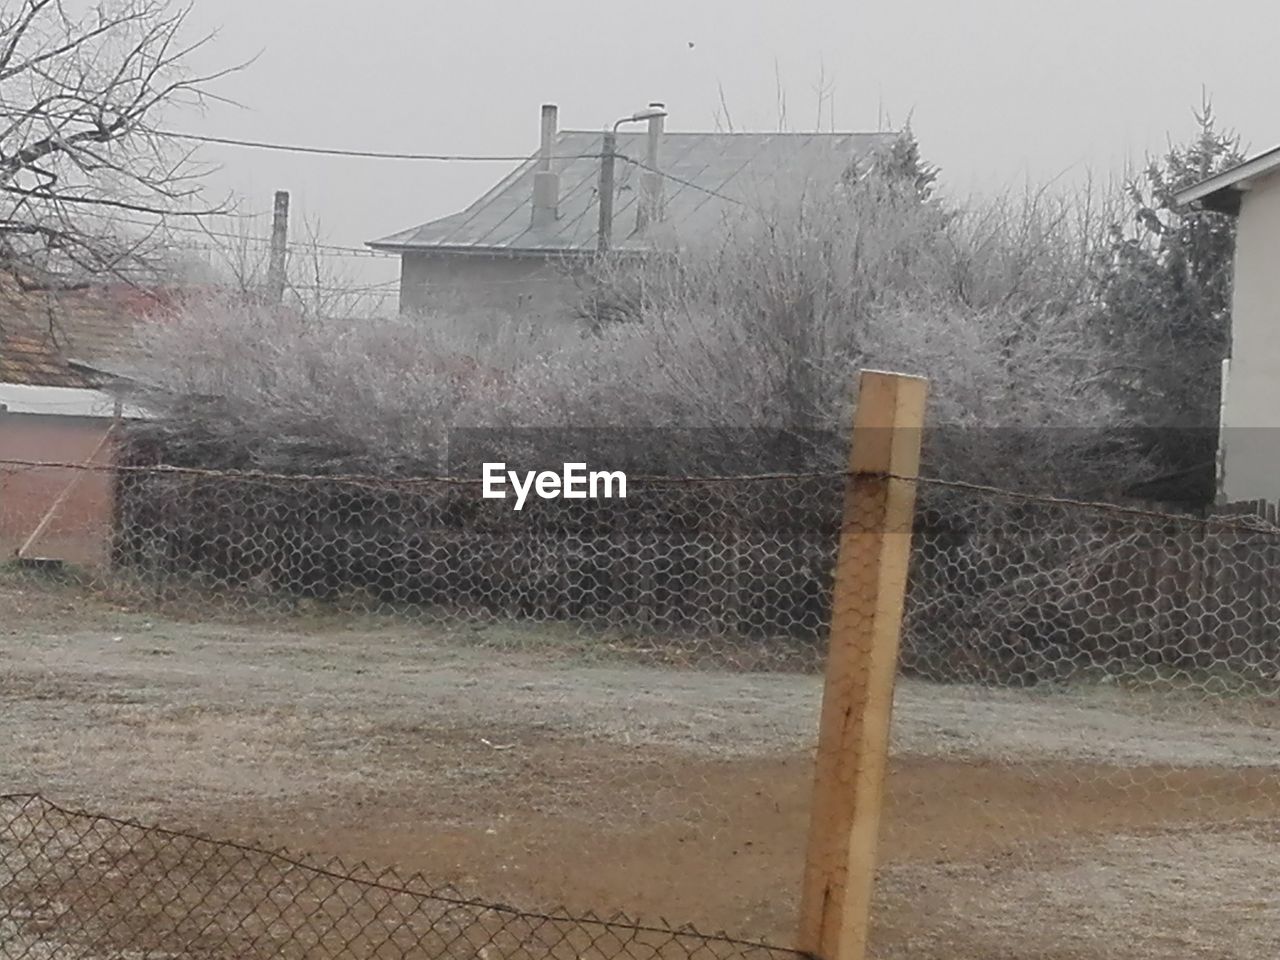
[3,575,1279,959]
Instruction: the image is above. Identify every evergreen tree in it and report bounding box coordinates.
[1095,101,1243,503]
[844,126,940,204]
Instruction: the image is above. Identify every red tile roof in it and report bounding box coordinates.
[0,333,96,388]
[0,278,181,387]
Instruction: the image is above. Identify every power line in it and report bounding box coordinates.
[153,131,745,207]
[615,154,744,206]
[191,232,396,261]
[288,278,400,293]
[136,235,575,287]
[157,130,602,163]
[288,244,391,263]
[119,219,579,279]
[3,108,744,206]
[109,215,398,259]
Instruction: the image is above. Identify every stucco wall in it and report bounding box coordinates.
[398,252,582,329]
[0,413,116,565]
[1220,170,1280,502]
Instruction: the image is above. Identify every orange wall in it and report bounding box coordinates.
[0,414,117,565]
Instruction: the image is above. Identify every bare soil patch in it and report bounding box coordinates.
[3,577,1279,958]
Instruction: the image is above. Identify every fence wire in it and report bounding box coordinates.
[3,457,1280,958]
[3,459,852,669]
[884,477,1280,959]
[0,793,804,960]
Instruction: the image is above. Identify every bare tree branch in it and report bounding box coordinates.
[0,0,243,287]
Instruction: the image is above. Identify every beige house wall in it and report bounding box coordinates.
[1220,170,1280,502]
[398,252,584,329]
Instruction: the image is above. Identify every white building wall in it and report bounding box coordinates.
[398,252,582,330]
[1220,170,1280,502]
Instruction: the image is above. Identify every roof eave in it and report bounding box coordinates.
[366,242,647,258]
[1198,189,1243,216]
[1174,145,1280,215]
[1174,182,1244,215]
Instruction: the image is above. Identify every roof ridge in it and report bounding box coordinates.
[1175,143,1280,212]
[557,129,894,137]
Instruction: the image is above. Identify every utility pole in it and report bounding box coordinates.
[266,189,290,305]
[598,106,666,252]
[596,131,616,253]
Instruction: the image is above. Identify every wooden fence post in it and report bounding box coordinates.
[797,369,927,960]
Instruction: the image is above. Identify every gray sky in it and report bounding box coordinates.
[171,0,1280,289]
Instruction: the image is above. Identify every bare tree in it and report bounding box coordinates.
[282,221,400,321]
[158,216,400,320]
[0,0,239,289]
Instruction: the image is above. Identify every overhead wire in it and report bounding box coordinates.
[2,108,744,204]
[110,225,572,288]
[156,129,601,163]
[47,130,749,283]
[614,154,744,206]
[105,215,397,259]
[155,129,743,203]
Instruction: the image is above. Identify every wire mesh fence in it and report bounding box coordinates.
[0,793,805,960]
[3,454,1280,957]
[883,479,1280,956]
[4,458,849,668]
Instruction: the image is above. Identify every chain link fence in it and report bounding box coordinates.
[0,793,804,960]
[3,455,1280,957]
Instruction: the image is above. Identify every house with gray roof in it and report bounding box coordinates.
[368,104,895,322]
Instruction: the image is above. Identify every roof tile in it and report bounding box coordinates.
[0,279,171,388]
[0,334,95,388]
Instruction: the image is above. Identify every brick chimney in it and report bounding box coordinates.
[531,103,560,228]
[635,102,666,232]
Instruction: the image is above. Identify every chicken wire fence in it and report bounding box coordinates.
[3,456,1280,956]
[3,459,854,670]
[0,793,804,960]
[6,456,1280,678]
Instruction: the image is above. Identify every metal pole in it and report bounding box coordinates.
[596,131,616,253]
[267,190,290,305]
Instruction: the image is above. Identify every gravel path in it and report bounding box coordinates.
[4,607,1279,814]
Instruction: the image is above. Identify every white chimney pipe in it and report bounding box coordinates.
[636,101,665,232]
[531,103,560,228]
